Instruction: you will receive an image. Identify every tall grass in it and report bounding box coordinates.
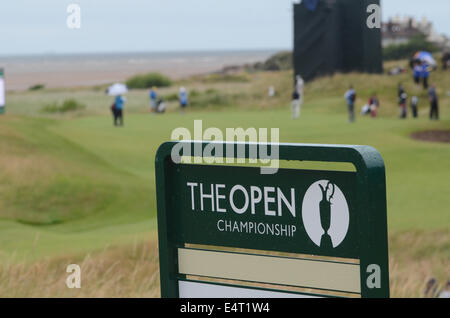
[389,230,450,298]
[0,239,160,297]
[0,230,447,297]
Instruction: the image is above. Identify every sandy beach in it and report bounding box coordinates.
[0,50,277,91]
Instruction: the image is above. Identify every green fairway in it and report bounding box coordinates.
[1,108,448,255]
[0,68,448,297]
[49,109,450,232]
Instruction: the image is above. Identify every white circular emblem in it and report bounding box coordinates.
[301,180,350,248]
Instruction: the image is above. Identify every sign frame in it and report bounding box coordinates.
[0,68,5,114]
[155,141,389,298]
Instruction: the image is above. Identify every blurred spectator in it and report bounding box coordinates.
[442,51,450,70]
[179,87,188,113]
[291,89,301,119]
[421,63,430,89]
[149,87,157,112]
[296,75,304,112]
[411,96,419,118]
[295,75,304,100]
[398,83,408,119]
[344,85,356,123]
[413,62,422,87]
[114,94,125,126]
[369,93,380,118]
[428,83,439,120]
[291,75,304,119]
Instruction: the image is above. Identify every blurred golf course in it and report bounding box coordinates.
[0,61,448,297]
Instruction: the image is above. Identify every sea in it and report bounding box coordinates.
[0,50,279,91]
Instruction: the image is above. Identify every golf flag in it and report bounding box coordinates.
[0,68,5,113]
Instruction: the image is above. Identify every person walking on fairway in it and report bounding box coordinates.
[368,93,380,118]
[114,94,125,126]
[291,89,301,119]
[413,62,422,87]
[344,85,356,123]
[428,83,439,120]
[179,87,188,113]
[411,96,419,118]
[398,83,408,119]
[421,63,430,90]
[149,87,157,113]
[295,75,304,99]
[291,75,304,119]
[110,101,116,124]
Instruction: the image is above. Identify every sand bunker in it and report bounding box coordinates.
[411,130,450,143]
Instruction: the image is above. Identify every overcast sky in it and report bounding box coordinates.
[0,0,449,55]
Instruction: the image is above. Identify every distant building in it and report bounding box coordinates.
[382,16,450,48]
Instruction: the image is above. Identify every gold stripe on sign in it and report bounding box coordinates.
[184,243,360,264]
[178,248,361,294]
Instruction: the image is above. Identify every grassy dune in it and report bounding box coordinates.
[0,64,449,297]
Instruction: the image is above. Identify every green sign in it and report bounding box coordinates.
[156,141,389,298]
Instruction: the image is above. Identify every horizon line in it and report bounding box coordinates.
[0,47,291,59]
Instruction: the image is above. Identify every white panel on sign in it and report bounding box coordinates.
[0,78,5,107]
[178,248,361,294]
[178,281,319,298]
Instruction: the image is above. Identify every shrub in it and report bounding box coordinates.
[60,99,86,112]
[126,73,172,89]
[41,102,60,113]
[245,51,293,72]
[29,84,45,91]
[261,51,293,71]
[42,99,86,113]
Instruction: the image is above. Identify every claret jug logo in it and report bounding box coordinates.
[301,180,350,248]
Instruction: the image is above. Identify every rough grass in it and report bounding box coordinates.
[389,229,450,298]
[0,239,160,297]
[191,72,251,84]
[0,230,446,298]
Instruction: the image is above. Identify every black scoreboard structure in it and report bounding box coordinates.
[293,0,382,82]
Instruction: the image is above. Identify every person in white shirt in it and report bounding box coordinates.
[291,75,304,119]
